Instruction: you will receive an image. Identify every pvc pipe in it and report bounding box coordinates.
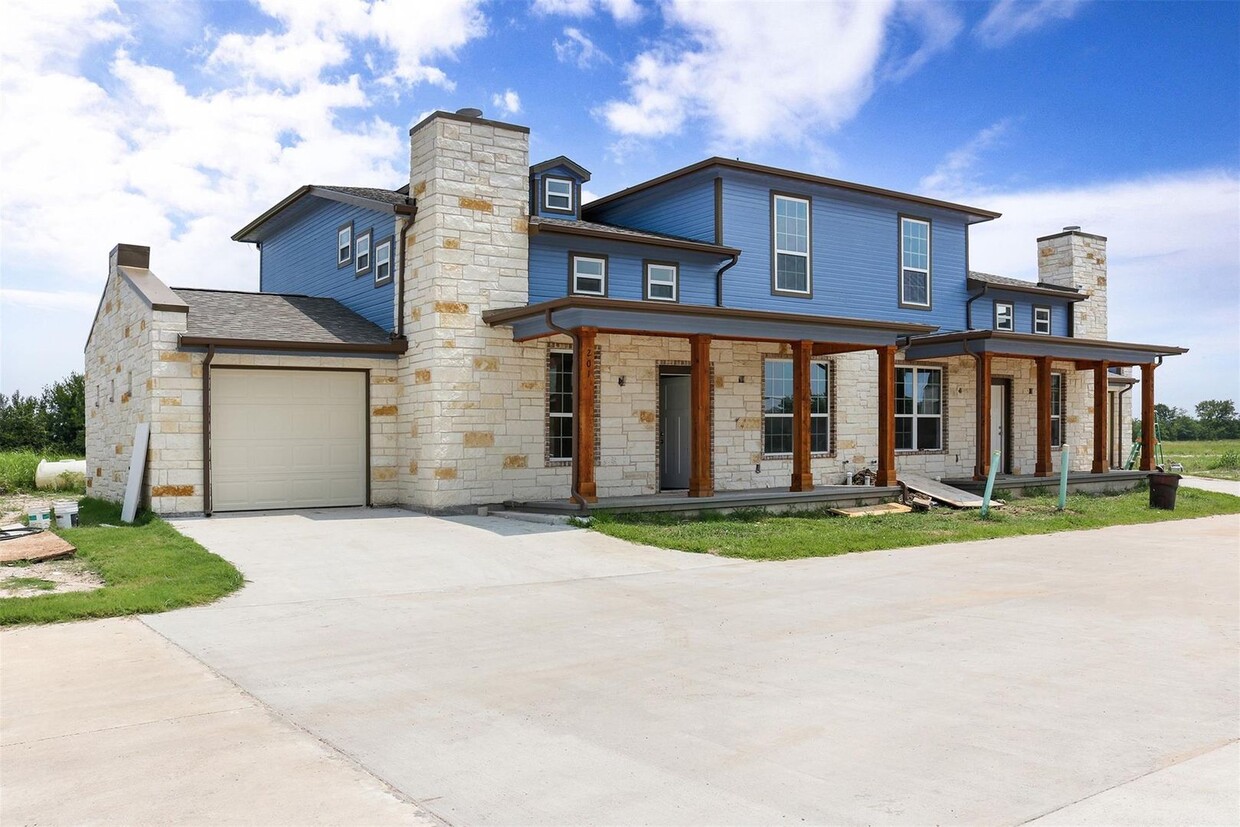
[981,450,1002,517]
[1058,445,1071,510]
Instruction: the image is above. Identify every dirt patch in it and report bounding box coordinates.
[0,493,83,527]
[1,559,103,599]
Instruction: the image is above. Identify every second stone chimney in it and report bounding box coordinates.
[1038,226,1108,339]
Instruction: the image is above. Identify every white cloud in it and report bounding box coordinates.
[532,0,642,23]
[975,0,1086,48]
[554,26,609,68]
[491,89,522,115]
[883,1,963,81]
[600,0,916,145]
[961,171,1240,408]
[919,119,1014,192]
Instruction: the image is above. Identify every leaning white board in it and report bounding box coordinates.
[121,422,150,524]
[899,472,985,508]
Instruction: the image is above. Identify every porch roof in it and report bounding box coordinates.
[902,329,1187,366]
[483,297,938,347]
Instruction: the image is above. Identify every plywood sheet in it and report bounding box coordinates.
[899,473,985,508]
[828,502,913,518]
[0,530,76,563]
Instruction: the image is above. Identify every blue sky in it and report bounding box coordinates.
[2,0,1237,411]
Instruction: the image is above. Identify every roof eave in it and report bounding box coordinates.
[967,277,1085,301]
[178,335,408,355]
[529,218,741,257]
[232,187,415,243]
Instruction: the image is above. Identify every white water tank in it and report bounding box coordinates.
[35,459,87,490]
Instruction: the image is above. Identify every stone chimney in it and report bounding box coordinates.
[1037,226,1107,339]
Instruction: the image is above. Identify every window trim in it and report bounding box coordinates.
[761,356,833,458]
[568,252,608,297]
[547,349,575,463]
[895,364,944,453]
[336,221,354,268]
[354,228,373,276]
[898,214,933,310]
[643,259,680,303]
[1051,371,1065,448]
[373,235,393,286]
[1033,305,1052,335]
[770,191,813,298]
[542,176,576,215]
[994,300,1014,331]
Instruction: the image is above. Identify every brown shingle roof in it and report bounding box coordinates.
[171,289,394,346]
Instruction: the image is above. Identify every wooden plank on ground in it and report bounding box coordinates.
[899,473,986,508]
[0,531,76,563]
[121,422,150,524]
[828,502,913,518]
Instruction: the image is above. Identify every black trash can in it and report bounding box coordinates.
[1149,472,1182,510]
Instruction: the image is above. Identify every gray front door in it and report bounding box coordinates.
[660,373,691,490]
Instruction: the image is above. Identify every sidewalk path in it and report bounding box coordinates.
[1180,475,1240,496]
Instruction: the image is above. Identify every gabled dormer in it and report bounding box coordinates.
[530,156,590,220]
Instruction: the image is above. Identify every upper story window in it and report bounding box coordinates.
[762,358,831,456]
[373,237,392,286]
[336,222,353,267]
[900,217,931,308]
[1033,306,1052,335]
[896,365,942,451]
[772,193,810,296]
[645,261,678,302]
[994,301,1014,331]
[355,229,372,276]
[544,177,574,213]
[571,253,607,296]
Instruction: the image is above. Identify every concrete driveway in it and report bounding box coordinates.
[140,508,1239,826]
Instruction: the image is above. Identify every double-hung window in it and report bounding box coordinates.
[355,229,372,275]
[1033,306,1052,335]
[1051,373,1065,447]
[571,254,606,296]
[645,261,678,302]
[762,359,831,455]
[994,301,1014,331]
[544,177,574,212]
[547,351,574,461]
[373,237,392,285]
[336,222,353,267]
[895,366,942,451]
[772,194,810,295]
[900,217,931,308]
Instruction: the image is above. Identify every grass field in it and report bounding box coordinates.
[1160,439,1240,481]
[0,450,86,493]
[0,498,243,625]
[585,486,1240,562]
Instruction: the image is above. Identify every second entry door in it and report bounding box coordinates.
[659,373,691,490]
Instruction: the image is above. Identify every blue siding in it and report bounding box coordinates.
[529,234,726,305]
[976,289,1073,336]
[586,172,716,242]
[258,199,396,331]
[716,169,970,329]
[532,163,587,220]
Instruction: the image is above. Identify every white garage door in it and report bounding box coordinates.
[211,369,366,511]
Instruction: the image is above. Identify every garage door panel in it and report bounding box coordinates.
[211,369,367,511]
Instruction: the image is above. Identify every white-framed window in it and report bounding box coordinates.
[1034,306,1052,335]
[547,350,574,461]
[900,217,931,308]
[772,194,810,295]
[373,237,392,285]
[995,301,1014,331]
[544,177,574,212]
[762,358,830,456]
[571,254,606,296]
[355,229,372,275]
[896,365,943,451]
[645,261,678,302]
[1051,372,1065,447]
[336,222,353,266]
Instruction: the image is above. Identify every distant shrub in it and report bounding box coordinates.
[1211,450,1240,470]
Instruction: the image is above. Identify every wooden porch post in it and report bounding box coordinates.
[574,327,598,502]
[791,340,814,492]
[1140,362,1156,471]
[974,352,993,479]
[1092,361,1109,474]
[1035,357,1053,477]
[876,345,897,487]
[688,334,714,497]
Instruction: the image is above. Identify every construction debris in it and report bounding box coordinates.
[828,502,914,518]
[0,527,77,564]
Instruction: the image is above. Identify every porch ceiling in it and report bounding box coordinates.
[483,297,938,347]
[901,329,1187,366]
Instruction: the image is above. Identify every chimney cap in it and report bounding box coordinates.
[1063,225,1081,232]
[455,107,483,119]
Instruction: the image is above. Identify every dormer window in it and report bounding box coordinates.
[544,177,574,213]
[571,253,607,296]
[994,301,1014,331]
[374,237,392,286]
[355,229,372,276]
[337,222,353,267]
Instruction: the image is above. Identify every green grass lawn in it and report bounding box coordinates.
[585,486,1240,561]
[1160,439,1240,481]
[0,450,86,493]
[0,498,243,625]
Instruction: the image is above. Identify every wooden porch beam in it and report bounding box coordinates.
[1140,362,1156,471]
[876,345,897,487]
[1035,357,1053,477]
[574,327,598,502]
[791,340,814,492]
[974,352,993,480]
[688,334,714,497]
[811,342,871,356]
[1092,361,1109,474]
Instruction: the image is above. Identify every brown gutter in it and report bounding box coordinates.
[396,202,417,337]
[906,329,1188,355]
[966,277,1084,302]
[529,218,741,257]
[965,282,987,330]
[715,252,739,307]
[178,336,407,355]
[202,345,216,517]
[544,309,589,513]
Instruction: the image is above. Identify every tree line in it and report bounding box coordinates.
[0,372,86,454]
[1135,399,1240,441]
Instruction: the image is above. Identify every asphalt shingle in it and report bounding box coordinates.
[171,289,394,345]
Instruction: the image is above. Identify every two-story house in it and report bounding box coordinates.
[85,108,1186,515]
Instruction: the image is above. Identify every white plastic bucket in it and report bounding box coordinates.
[53,501,80,529]
[26,506,52,529]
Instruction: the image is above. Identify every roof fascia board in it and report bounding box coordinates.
[966,278,1085,301]
[530,155,592,181]
[232,186,413,243]
[529,219,740,257]
[178,335,407,355]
